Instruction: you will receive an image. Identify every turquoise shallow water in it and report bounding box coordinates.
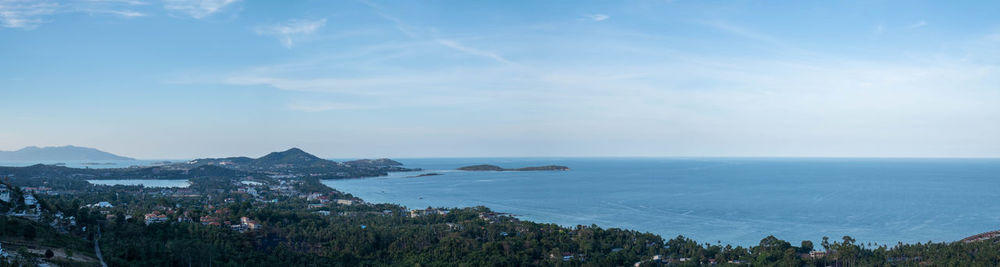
[323,158,1000,246]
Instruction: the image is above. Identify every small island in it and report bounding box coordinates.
[408,173,443,178]
[82,162,117,166]
[457,164,570,171]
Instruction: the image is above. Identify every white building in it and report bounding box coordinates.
[23,194,37,206]
[0,184,9,203]
[144,213,168,225]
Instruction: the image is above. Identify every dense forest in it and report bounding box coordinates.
[31,192,1000,266]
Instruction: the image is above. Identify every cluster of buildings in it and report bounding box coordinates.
[144,212,169,225]
[10,192,42,219]
[1,184,68,225]
[0,184,39,210]
[409,207,449,218]
[478,211,513,223]
[142,207,260,233]
[86,201,114,209]
[808,251,827,258]
[630,255,701,266]
[961,229,1000,243]
[21,186,54,195]
[550,252,587,262]
[230,216,261,233]
[50,211,78,231]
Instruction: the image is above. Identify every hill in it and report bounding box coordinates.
[0,146,133,161]
[252,148,338,168]
[184,148,343,170]
[178,148,416,178]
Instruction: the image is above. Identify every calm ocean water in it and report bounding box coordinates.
[323,158,1000,246]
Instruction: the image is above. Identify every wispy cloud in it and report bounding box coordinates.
[0,0,239,30]
[0,0,60,29]
[163,0,240,19]
[703,20,786,47]
[585,14,609,22]
[255,18,326,48]
[93,9,145,17]
[181,21,1000,157]
[435,39,514,65]
[359,0,419,38]
[908,20,927,29]
[360,1,515,65]
[701,20,814,56]
[0,0,146,30]
[81,0,148,6]
[79,0,147,17]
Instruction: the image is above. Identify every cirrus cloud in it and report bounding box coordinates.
[0,0,60,29]
[585,14,609,22]
[163,0,240,19]
[0,0,147,30]
[255,18,326,48]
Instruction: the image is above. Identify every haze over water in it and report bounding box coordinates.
[324,158,1000,246]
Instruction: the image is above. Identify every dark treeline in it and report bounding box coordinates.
[54,198,1000,266]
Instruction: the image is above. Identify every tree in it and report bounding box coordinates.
[115,211,126,225]
[15,247,36,266]
[22,225,36,241]
[800,240,814,253]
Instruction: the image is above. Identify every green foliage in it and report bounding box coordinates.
[85,199,1000,266]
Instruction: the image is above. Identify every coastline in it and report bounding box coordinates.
[322,158,1000,247]
[322,177,1000,249]
[6,156,1000,265]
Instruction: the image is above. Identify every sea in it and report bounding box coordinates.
[322,157,1000,247]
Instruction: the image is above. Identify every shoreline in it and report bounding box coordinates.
[321,170,996,248]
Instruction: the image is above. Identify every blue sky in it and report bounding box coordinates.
[2,0,999,159]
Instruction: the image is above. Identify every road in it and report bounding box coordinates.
[94,226,107,267]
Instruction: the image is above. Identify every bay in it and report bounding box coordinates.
[323,157,1000,246]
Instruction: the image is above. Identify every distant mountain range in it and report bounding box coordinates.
[0,145,134,161]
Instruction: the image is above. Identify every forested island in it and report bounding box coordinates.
[458,164,570,171]
[0,148,998,266]
[408,173,443,178]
